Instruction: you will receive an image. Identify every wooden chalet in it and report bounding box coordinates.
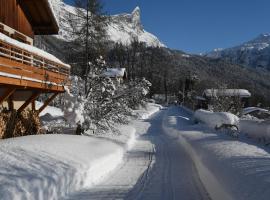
[0,0,70,115]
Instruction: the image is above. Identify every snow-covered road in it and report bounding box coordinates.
[63,108,210,200]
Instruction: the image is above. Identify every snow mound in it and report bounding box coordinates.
[240,120,270,141]
[0,134,123,200]
[194,109,239,129]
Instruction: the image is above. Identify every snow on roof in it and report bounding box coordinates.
[203,89,251,98]
[48,0,61,26]
[195,96,206,101]
[0,32,70,68]
[242,107,269,115]
[104,68,126,78]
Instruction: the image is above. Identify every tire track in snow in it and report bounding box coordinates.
[62,109,211,200]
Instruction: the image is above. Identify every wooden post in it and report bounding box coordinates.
[38,93,58,115]
[8,95,14,111]
[0,87,16,105]
[18,91,41,113]
[31,101,36,111]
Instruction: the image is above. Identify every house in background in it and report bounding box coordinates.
[103,68,127,84]
[0,0,70,113]
[196,89,251,110]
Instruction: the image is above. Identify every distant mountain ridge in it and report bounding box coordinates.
[49,0,165,47]
[205,34,270,70]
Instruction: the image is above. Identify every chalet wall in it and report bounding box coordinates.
[0,0,34,38]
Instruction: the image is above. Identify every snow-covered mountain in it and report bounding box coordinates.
[49,0,165,47]
[205,34,270,70]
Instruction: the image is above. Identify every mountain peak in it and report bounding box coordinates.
[49,1,165,47]
[132,6,141,15]
[132,6,141,14]
[131,6,142,31]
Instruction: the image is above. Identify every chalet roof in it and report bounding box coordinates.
[242,107,269,115]
[18,0,59,35]
[203,89,251,98]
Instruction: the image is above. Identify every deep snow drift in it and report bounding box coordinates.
[240,119,270,142]
[0,135,123,200]
[194,109,239,129]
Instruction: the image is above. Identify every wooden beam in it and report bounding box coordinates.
[0,75,65,92]
[18,92,41,113]
[0,87,16,104]
[38,93,58,115]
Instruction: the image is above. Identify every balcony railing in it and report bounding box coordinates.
[0,37,70,92]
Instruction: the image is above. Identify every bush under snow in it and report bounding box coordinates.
[194,109,239,129]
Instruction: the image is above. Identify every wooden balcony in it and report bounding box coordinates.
[0,36,70,92]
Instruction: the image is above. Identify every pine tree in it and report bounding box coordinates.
[68,0,108,94]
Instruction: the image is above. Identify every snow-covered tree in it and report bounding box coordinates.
[63,56,151,134]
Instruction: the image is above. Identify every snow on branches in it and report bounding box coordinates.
[63,56,151,134]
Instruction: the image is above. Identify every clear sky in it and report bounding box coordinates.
[64,0,270,54]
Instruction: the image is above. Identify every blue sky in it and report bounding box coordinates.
[64,0,270,54]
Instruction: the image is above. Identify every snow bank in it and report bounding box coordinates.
[0,135,123,200]
[194,109,239,129]
[84,103,162,150]
[133,103,162,120]
[165,107,270,200]
[240,120,270,141]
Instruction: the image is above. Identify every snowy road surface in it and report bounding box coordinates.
[63,107,210,200]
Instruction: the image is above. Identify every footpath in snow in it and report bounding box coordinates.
[0,103,161,200]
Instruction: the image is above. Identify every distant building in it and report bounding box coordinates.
[196,89,251,110]
[202,89,251,98]
[103,68,127,83]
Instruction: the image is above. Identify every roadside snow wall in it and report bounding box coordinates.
[133,103,162,120]
[0,135,124,200]
[194,109,239,129]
